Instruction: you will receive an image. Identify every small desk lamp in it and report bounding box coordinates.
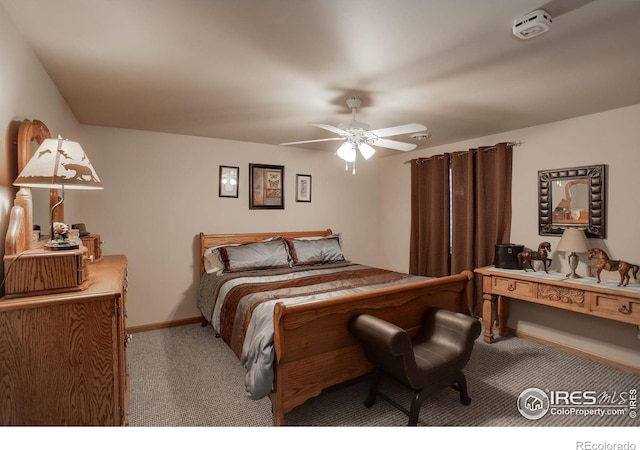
[13,136,103,250]
[555,228,590,279]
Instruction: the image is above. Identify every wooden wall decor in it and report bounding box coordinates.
[4,119,65,255]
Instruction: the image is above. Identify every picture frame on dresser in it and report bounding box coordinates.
[249,163,284,209]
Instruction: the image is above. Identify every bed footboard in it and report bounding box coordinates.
[270,269,473,425]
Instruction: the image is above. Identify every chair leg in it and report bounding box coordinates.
[453,373,471,405]
[364,369,381,408]
[407,394,422,426]
[407,386,434,426]
[364,371,472,426]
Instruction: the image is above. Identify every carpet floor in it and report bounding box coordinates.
[127,323,640,428]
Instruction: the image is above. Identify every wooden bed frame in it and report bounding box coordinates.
[199,229,473,425]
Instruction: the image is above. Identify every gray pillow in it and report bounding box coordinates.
[218,238,291,272]
[285,236,345,266]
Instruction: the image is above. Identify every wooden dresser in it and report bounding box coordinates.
[0,255,130,425]
[475,266,640,346]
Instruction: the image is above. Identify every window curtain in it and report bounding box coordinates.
[409,142,513,314]
[409,154,450,277]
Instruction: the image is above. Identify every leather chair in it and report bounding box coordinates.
[350,308,481,425]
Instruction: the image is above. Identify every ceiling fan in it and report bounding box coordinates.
[280,97,428,173]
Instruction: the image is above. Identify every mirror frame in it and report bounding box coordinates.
[538,164,606,239]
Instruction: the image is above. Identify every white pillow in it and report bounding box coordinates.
[204,249,225,274]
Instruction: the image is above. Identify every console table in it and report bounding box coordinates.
[474,266,640,344]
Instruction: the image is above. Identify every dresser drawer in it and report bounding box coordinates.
[590,293,640,324]
[491,276,535,298]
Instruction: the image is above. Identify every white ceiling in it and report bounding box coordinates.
[2,0,640,157]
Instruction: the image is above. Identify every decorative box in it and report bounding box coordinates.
[80,234,103,263]
[494,243,524,269]
[3,246,90,297]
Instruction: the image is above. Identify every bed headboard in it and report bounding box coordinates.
[199,229,333,275]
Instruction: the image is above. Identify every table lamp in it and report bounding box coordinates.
[13,136,103,250]
[555,228,590,279]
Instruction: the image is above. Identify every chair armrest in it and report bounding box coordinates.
[419,308,481,350]
[350,314,412,355]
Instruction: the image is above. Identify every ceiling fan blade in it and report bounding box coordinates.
[373,138,417,152]
[280,137,345,146]
[310,122,347,135]
[371,123,427,138]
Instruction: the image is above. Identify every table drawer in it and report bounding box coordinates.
[590,294,640,324]
[491,276,535,298]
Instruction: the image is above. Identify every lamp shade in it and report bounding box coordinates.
[358,143,376,160]
[336,141,356,162]
[13,136,103,190]
[555,228,590,253]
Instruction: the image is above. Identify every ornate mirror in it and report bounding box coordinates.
[538,164,606,238]
[5,119,62,254]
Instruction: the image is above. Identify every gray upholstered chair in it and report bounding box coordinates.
[350,308,481,426]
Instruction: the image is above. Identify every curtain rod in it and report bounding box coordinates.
[403,141,524,164]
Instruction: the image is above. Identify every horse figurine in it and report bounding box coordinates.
[587,248,640,286]
[517,241,552,273]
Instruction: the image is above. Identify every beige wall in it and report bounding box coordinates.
[379,104,640,371]
[0,5,81,273]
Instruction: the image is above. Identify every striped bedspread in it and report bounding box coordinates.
[196,262,430,399]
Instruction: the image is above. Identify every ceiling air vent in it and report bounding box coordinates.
[512,10,552,40]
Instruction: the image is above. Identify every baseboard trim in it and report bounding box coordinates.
[128,316,201,334]
[507,327,640,376]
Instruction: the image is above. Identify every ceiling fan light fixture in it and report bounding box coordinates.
[337,141,356,162]
[281,97,427,174]
[358,143,376,160]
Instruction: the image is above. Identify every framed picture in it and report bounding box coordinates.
[296,174,312,202]
[249,163,284,209]
[219,165,239,198]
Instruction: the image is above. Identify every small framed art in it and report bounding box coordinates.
[296,174,312,202]
[249,163,284,209]
[219,166,239,198]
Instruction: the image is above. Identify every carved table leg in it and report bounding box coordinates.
[497,295,510,337]
[482,293,496,343]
